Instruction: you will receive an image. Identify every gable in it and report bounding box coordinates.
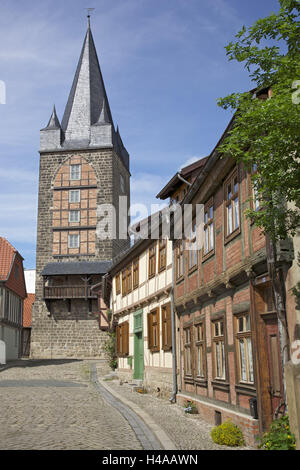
[5,253,27,299]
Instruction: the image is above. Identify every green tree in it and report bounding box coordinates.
[217,0,300,386]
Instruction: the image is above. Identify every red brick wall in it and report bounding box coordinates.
[5,254,26,299]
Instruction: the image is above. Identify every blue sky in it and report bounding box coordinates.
[0,0,281,269]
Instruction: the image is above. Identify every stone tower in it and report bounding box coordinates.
[30,20,130,359]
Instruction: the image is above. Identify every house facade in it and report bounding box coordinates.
[155,121,293,446]
[0,237,27,360]
[106,233,175,396]
[30,21,130,359]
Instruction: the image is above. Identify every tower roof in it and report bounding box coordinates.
[40,21,130,171]
[61,24,114,142]
[41,105,61,131]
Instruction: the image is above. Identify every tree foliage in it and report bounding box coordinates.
[218,0,300,240]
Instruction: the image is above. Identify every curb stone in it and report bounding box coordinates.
[91,364,176,450]
[98,376,177,450]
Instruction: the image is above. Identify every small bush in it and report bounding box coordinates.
[183,400,198,414]
[103,331,118,370]
[258,415,296,450]
[211,420,245,447]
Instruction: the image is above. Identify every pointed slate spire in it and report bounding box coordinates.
[42,105,61,130]
[40,104,62,151]
[61,22,114,145]
[95,98,110,125]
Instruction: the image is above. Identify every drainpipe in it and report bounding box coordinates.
[177,173,192,187]
[169,239,177,403]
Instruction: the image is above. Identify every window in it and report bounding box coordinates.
[188,220,198,268]
[133,259,139,289]
[149,244,156,278]
[148,309,160,352]
[235,313,254,384]
[70,164,81,181]
[122,269,127,296]
[195,323,206,378]
[224,169,240,238]
[251,164,261,212]
[69,210,80,223]
[161,303,172,351]
[213,320,226,380]
[126,265,132,293]
[184,327,192,376]
[176,240,184,279]
[120,174,125,194]
[69,190,80,203]
[158,239,167,271]
[204,199,214,255]
[68,234,79,248]
[116,321,129,357]
[116,274,121,295]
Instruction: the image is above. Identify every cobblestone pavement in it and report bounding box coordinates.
[104,379,254,451]
[0,360,142,450]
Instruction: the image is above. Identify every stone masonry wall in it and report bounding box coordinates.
[31,148,130,359]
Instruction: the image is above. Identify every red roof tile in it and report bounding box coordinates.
[0,237,17,281]
[23,293,35,327]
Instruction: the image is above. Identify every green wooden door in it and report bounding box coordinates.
[133,310,144,380]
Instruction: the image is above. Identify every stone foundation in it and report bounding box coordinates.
[177,393,260,447]
[144,366,173,398]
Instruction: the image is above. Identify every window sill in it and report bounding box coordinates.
[195,378,208,388]
[202,249,214,263]
[184,375,194,384]
[188,264,198,275]
[176,275,184,285]
[224,227,241,245]
[148,274,155,280]
[158,266,166,273]
[235,383,256,396]
[211,380,230,392]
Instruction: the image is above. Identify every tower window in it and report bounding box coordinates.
[69,190,80,203]
[69,210,80,223]
[68,234,80,248]
[120,174,125,193]
[70,164,81,181]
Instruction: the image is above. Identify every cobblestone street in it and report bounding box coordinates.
[0,360,254,451]
[0,360,143,450]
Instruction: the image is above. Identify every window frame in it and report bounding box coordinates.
[158,239,167,272]
[212,319,226,381]
[234,313,254,385]
[68,234,80,249]
[69,210,80,223]
[224,168,241,243]
[194,321,206,380]
[203,197,214,260]
[148,308,160,352]
[116,274,121,295]
[148,244,156,279]
[133,259,139,289]
[69,190,80,203]
[183,326,193,378]
[161,303,172,351]
[70,164,81,181]
[176,240,184,280]
[122,269,127,297]
[126,264,132,294]
[188,219,198,270]
[116,321,129,357]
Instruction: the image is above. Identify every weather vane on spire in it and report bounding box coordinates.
[85,8,95,28]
